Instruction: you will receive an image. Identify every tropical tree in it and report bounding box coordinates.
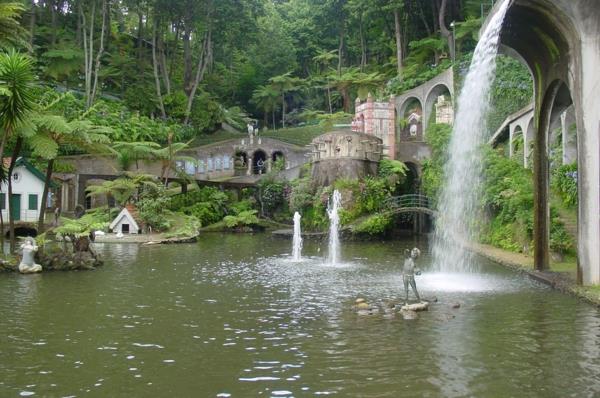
[27,109,113,232]
[152,133,196,186]
[251,85,279,128]
[0,2,28,50]
[268,72,303,129]
[0,50,35,253]
[112,141,161,171]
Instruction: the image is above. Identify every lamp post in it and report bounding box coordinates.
[450,21,456,63]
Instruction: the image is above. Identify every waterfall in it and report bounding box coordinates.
[292,212,303,261]
[327,190,342,265]
[432,0,511,272]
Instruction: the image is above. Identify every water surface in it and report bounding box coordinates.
[1,234,599,397]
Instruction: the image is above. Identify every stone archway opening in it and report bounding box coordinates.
[252,150,267,175]
[399,98,423,142]
[272,151,285,172]
[234,150,248,175]
[424,84,453,130]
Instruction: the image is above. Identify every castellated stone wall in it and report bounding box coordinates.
[309,130,382,186]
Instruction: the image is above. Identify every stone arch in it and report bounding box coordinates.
[6,225,37,238]
[398,97,423,142]
[401,161,421,195]
[510,124,524,159]
[234,150,248,174]
[493,0,600,283]
[423,83,453,132]
[252,149,267,175]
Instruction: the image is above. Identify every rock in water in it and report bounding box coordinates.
[451,302,461,309]
[355,298,366,304]
[355,302,370,310]
[401,302,429,312]
[400,309,418,320]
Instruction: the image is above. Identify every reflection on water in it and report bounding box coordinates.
[0,234,599,397]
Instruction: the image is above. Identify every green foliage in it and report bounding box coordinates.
[223,210,259,229]
[137,186,172,231]
[55,213,109,239]
[259,180,287,215]
[378,159,408,187]
[164,214,201,239]
[488,56,533,133]
[170,187,230,226]
[552,163,578,207]
[421,123,452,199]
[352,213,393,235]
[550,217,574,254]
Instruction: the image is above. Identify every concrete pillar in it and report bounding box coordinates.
[508,124,515,158]
[561,106,577,164]
[577,41,600,285]
[524,119,534,169]
[533,90,552,272]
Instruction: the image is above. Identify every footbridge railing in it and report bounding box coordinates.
[383,194,437,216]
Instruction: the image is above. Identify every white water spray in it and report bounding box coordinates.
[292,212,303,261]
[327,190,342,265]
[432,0,511,272]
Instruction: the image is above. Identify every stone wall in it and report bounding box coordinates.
[310,130,383,186]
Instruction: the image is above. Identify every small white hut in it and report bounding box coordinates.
[109,206,142,234]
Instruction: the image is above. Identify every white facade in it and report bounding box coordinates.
[0,162,48,222]
[109,208,141,234]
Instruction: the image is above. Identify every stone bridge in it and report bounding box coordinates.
[486,0,600,284]
[489,102,577,168]
[394,67,455,136]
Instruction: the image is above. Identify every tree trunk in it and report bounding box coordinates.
[8,137,23,254]
[50,0,57,46]
[137,1,144,67]
[182,23,193,97]
[394,8,403,78]
[158,33,171,95]
[337,24,344,76]
[89,0,107,108]
[439,0,454,61]
[152,19,167,119]
[359,14,366,71]
[29,0,36,48]
[80,0,95,109]
[272,109,276,130]
[341,88,350,113]
[37,158,54,233]
[184,29,212,125]
[281,92,286,129]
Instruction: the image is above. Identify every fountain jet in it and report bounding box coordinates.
[327,190,342,265]
[292,212,303,261]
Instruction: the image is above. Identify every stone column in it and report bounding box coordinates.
[247,157,253,176]
[508,124,515,158]
[577,38,600,285]
[533,92,551,272]
[561,106,577,164]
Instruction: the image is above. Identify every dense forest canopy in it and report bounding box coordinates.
[12,0,491,132]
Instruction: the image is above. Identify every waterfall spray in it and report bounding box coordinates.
[292,212,303,261]
[432,0,511,272]
[327,190,342,265]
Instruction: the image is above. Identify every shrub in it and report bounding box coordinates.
[223,210,259,229]
[552,163,578,207]
[353,213,393,235]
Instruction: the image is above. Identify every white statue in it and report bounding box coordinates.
[19,237,42,274]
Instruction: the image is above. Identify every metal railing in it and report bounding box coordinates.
[384,194,432,211]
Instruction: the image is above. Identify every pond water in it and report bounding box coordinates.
[1,234,599,397]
